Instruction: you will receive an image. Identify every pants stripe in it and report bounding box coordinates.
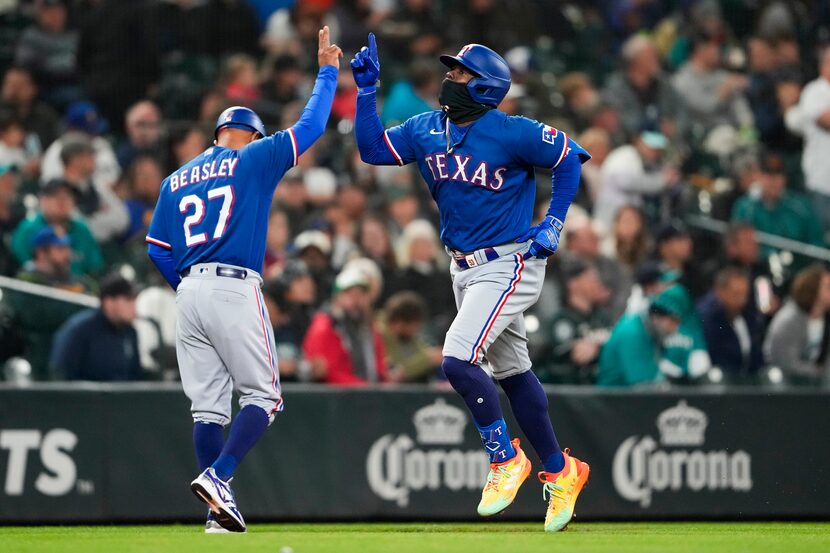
[469,254,524,363]
[254,287,281,411]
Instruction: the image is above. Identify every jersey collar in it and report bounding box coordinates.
[442,111,482,154]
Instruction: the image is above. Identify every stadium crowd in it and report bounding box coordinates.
[0,0,829,388]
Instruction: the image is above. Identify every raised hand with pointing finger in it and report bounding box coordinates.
[350,32,380,90]
[318,25,343,69]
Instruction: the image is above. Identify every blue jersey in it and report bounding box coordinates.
[380,109,588,252]
[146,133,297,274]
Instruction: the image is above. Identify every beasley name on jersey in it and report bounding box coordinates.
[146,129,297,274]
[383,109,588,252]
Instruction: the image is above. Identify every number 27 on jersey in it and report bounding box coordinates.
[179,185,235,247]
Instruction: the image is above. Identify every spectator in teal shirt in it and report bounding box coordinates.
[732,152,825,258]
[11,178,102,277]
[380,60,439,126]
[598,284,708,386]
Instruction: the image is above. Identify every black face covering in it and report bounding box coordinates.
[438,79,493,124]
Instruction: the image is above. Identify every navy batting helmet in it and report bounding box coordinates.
[440,44,512,107]
[214,106,266,139]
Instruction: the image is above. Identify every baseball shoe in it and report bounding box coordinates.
[190,468,246,533]
[538,449,590,532]
[205,511,230,534]
[477,438,532,517]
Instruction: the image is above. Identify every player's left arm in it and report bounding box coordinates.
[512,119,591,259]
[351,32,417,166]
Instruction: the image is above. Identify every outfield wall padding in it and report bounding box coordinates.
[0,384,827,522]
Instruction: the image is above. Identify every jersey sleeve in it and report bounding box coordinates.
[241,129,298,193]
[509,117,590,169]
[145,188,172,250]
[383,118,418,166]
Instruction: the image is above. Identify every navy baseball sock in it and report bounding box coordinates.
[211,405,269,481]
[442,356,516,463]
[193,422,224,472]
[500,370,564,473]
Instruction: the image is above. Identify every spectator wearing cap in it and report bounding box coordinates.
[1,66,59,149]
[59,136,128,242]
[293,229,334,304]
[50,274,144,381]
[798,47,830,230]
[40,101,120,191]
[13,0,80,110]
[302,266,387,385]
[602,35,686,143]
[731,152,824,259]
[624,259,673,314]
[537,258,612,384]
[11,178,102,276]
[764,264,830,386]
[599,283,710,386]
[0,163,24,275]
[277,259,318,339]
[697,267,764,381]
[597,285,684,387]
[16,226,94,293]
[672,30,753,143]
[595,128,681,228]
[653,222,706,299]
[380,291,442,383]
[657,284,712,384]
[116,100,164,170]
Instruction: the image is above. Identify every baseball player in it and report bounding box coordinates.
[352,36,591,531]
[146,27,342,533]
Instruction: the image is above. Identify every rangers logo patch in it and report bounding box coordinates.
[542,126,558,145]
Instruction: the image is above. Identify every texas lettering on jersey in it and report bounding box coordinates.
[423,153,506,191]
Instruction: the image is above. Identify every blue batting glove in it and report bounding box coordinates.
[350,32,380,90]
[516,215,564,260]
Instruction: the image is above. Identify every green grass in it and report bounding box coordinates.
[2,522,828,553]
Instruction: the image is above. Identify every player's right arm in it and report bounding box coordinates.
[352,33,416,166]
[145,187,181,291]
[289,26,342,155]
[245,27,341,185]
